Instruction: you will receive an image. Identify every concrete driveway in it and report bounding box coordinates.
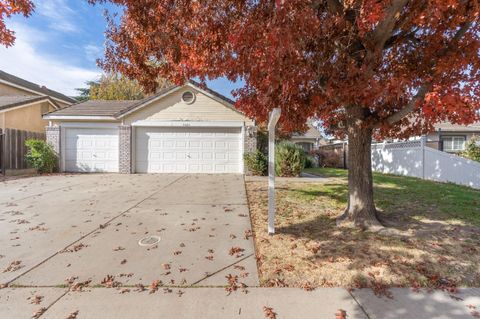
[2,174,479,318]
[0,174,258,287]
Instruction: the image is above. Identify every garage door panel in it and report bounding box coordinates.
[135,126,242,173]
[64,128,119,173]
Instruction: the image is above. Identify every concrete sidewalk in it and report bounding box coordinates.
[1,287,479,318]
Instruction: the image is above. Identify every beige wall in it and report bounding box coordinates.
[0,82,33,96]
[124,87,254,125]
[1,101,55,133]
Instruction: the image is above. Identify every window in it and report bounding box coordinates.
[181,91,195,104]
[297,142,314,152]
[442,136,466,152]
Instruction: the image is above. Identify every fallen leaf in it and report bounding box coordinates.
[3,260,23,272]
[29,295,43,305]
[335,309,347,319]
[263,306,277,319]
[149,280,161,294]
[32,307,46,319]
[65,310,79,319]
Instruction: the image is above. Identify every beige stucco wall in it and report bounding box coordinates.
[0,82,33,96]
[123,87,254,125]
[1,101,55,133]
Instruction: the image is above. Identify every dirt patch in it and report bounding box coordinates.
[246,180,480,291]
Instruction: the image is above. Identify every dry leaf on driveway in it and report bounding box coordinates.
[29,295,43,304]
[31,307,46,319]
[149,280,161,294]
[335,309,347,319]
[3,260,22,272]
[263,306,277,319]
[65,310,79,319]
[101,275,120,288]
[229,247,245,258]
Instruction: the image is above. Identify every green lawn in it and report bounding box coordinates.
[304,167,480,226]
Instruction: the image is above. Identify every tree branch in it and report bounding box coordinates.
[380,21,474,126]
[368,0,410,50]
[325,0,343,15]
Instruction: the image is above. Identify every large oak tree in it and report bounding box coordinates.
[91,0,479,228]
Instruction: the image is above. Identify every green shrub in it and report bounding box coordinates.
[304,155,315,168]
[25,139,57,173]
[275,142,306,177]
[244,150,268,175]
[460,137,480,162]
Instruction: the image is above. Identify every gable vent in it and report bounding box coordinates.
[181,91,195,104]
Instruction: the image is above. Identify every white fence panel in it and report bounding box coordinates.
[424,147,480,189]
[370,139,480,189]
[371,141,423,178]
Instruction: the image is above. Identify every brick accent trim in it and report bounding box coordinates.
[45,126,60,154]
[244,126,257,153]
[45,126,61,171]
[119,125,132,174]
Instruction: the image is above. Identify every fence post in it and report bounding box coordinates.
[421,135,426,179]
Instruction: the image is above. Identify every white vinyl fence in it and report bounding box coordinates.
[371,138,480,189]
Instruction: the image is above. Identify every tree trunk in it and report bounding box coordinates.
[337,108,383,229]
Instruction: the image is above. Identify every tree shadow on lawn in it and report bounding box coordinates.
[276,212,480,288]
[246,180,480,292]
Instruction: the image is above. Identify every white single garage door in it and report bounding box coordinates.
[64,128,119,172]
[135,126,242,173]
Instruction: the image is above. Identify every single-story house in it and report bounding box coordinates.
[426,122,480,153]
[0,70,76,133]
[44,81,257,174]
[289,120,323,152]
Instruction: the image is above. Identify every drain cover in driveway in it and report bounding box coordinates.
[138,235,161,246]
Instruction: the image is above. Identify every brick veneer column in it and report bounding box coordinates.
[244,125,258,153]
[119,125,132,174]
[46,126,61,171]
[46,126,60,154]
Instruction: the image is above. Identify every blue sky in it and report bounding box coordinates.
[0,0,241,98]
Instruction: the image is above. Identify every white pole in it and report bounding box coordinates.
[421,135,426,180]
[267,108,281,235]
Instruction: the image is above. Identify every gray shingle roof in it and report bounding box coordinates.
[0,95,50,112]
[434,122,480,132]
[45,81,239,119]
[0,70,77,104]
[291,121,322,139]
[50,100,140,117]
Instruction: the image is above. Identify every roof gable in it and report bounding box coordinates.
[0,70,77,104]
[122,85,252,124]
[0,95,59,113]
[44,81,254,125]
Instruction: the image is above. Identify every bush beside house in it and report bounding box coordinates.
[275,142,306,177]
[244,142,309,177]
[461,137,480,162]
[243,150,268,176]
[25,139,57,173]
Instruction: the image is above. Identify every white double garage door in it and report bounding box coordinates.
[64,126,243,173]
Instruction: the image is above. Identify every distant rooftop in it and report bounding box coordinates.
[0,70,77,104]
[0,95,52,112]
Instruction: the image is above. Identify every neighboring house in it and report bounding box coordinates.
[289,121,323,152]
[44,81,256,174]
[0,70,77,133]
[426,122,480,153]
